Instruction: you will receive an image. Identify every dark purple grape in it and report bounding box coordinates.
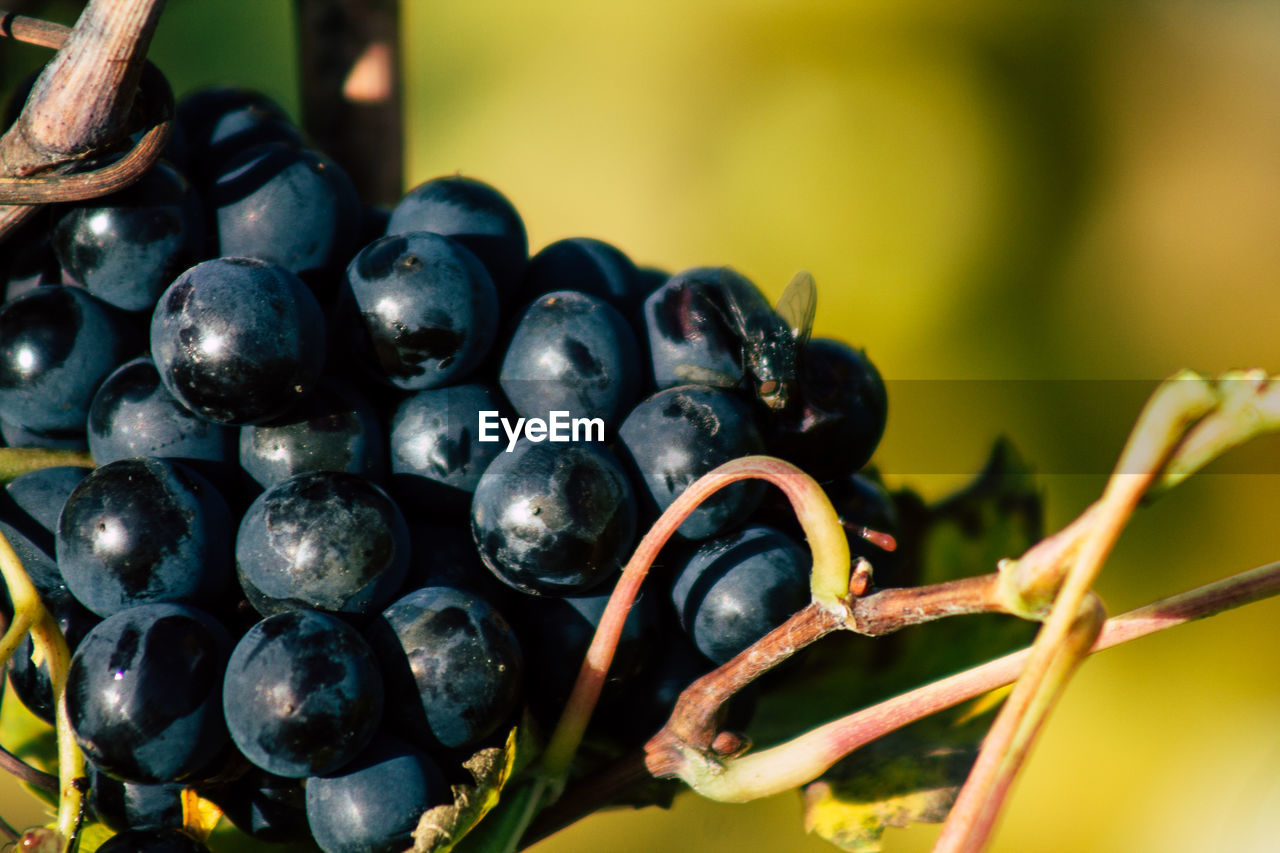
[471,440,637,596]
[0,419,87,450]
[518,237,643,315]
[386,175,527,302]
[222,609,383,778]
[88,762,184,833]
[239,377,387,491]
[765,338,886,478]
[150,257,326,425]
[235,470,409,618]
[96,828,211,853]
[617,385,764,539]
[643,268,747,391]
[368,585,523,751]
[511,587,658,729]
[500,290,641,426]
[339,231,499,390]
[0,285,138,432]
[88,356,236,477]
[5,464,90,541]
[212,143,359,281]
[388,382,507,513]
[177,87,303,189]
[1,214,60,301]
[51,161,203,312]
[57,457,232,618]
[305,733,450,853]
[669,525,809,664]
[200,768,309,843]
[397,522,516,609]
[66,604,232,784]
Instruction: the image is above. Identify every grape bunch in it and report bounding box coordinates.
[0,85,892,853]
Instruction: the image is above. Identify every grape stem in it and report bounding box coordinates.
[935,370,1218,853]
[522,557,1280,843]
[540,457,849,788]
[645,572,1010,776]
[630,555,1280,808]
[0,530,82,851]
[0,743,58,794]
[0,449,95,484]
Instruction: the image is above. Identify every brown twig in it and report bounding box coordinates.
[0,60,172,204]
[0,0,169,236]
[523,559,1280,844]
[645,573,1007,777]
[0,9,68,48]
[935,375,1217,853]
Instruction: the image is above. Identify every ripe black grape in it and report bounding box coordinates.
[150,257,326,425]
[66,603,233,784]
[305,732,450,853]
[222,609,383,778]
[51,161,203,312]
[211,143,360,281]
[235,470,409,617]
[239,377,387,492]
[87,762,184,833]
[368,585,523,751]
[618,384,765,539]
[471,440,637,595]
[669,525,810,664]
[500,290,642,426]
[389,382,508,514]
[339,231,499,390]
[386,175,528,302]
[0,285,137,433]
[88,356,236,478]
[57,457,232,618]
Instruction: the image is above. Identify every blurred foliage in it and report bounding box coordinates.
[2,1,1280,851]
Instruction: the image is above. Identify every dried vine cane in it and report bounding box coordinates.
[0,12,174,213]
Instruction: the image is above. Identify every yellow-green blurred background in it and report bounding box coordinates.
[7,1,1280,850]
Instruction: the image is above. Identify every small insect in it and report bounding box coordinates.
[704,269,816,410]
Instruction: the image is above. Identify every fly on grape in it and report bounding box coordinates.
[703,269,816,410]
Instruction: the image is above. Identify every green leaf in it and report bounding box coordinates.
[412,725,526,852]
[801,694,1003,852]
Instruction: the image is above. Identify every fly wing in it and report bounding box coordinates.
[714,267,758,340]
[776,270,817,346]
